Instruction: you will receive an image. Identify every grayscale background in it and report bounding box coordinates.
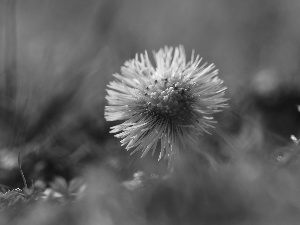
[0,1,300,224]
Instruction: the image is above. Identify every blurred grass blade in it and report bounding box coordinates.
[4,0,17,108]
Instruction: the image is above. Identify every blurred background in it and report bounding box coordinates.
[0,0,300,224]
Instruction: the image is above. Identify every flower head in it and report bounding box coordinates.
[105,46,227,163]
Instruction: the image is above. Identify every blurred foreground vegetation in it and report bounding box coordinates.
[0,0,300,224]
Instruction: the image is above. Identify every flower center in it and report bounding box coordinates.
[141,78,194,118]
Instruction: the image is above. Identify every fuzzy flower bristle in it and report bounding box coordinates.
[105,46,228,163]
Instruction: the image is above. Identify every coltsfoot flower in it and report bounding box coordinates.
[105,46,228,163]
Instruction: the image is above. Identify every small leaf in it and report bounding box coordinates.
[50,177,68,194]
[68,178,85,194]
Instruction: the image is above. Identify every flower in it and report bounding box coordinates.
[105,46,228,163]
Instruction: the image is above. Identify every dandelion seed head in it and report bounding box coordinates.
[105,45,228,164]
